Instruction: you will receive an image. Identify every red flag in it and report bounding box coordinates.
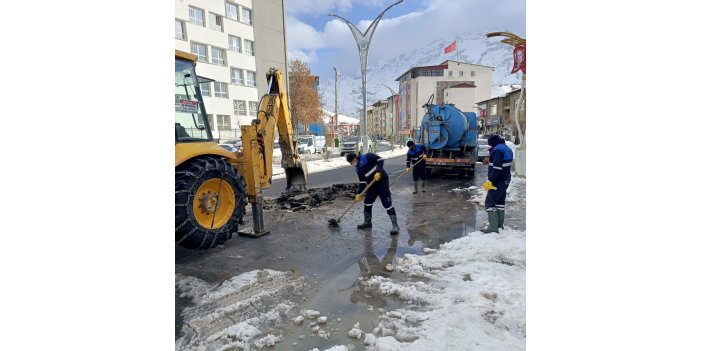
[444,41,456,54]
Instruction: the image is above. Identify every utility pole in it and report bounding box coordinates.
[334,67,339,144]
[377,83,397,143]
[329,0,403,153]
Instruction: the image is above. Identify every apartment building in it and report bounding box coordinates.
[476,87,525,142]
[175,0,287,141]
[395,60,494,136]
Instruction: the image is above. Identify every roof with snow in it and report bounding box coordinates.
[476,85,522,104]
[321,109,359,125]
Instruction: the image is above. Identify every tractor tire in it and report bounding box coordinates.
[175,156,247,249]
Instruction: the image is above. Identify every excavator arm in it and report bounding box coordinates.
[238,68,308,237]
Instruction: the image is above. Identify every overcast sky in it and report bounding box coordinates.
[284,0,526,82]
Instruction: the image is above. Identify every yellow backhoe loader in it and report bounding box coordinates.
[175,50,307,249]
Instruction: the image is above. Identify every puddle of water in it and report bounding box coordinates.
[276,235,409,350]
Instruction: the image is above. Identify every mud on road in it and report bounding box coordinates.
[263,184,356,212]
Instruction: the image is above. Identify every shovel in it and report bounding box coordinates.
[328,178,378,226]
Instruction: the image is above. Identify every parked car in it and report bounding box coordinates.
[377,139,391,147]
[340,136,358,156]
[340,135,373,156]
[477,138,490,162]
[218,143,240,153]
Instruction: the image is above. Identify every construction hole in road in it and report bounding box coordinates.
[264,183,357,212]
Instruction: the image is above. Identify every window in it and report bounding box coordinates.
[217,115,232,131]
[459,70,464,77]
[245,71,256,87]
[175,19,186,40]
[241,7,252,25]
[490,104,497,116]
[248,101,258,116]
[471,71,476,77]
[191,42,207,62]
[201,114,213,129]
[199,82,210,97]
[209,13,223,32]
[233,100,247,115]
[214,82,228,98]
[225,2,238,20]
[448,70,453,77]
[244,40,254,56]
[231,68,243,85]
[211,47,226,66]
[229,35,241,53]
[188,6,205,27]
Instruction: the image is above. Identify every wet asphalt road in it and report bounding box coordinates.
[176,157,525,349]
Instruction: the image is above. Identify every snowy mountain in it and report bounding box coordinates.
[318,31,522,117]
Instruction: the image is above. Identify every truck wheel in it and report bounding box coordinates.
[175,156,247,249]
[467,169,475,177]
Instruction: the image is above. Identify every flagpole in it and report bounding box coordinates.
[453,36,458,62]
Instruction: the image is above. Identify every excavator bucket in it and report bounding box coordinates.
[285,161,308,192]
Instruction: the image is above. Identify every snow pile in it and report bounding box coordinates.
[272,147,407,180]
[468,173,525,207]
[360,228,526,350]
[175,270,310,351]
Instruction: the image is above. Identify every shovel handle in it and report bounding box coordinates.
[335,178,378,222]
[389,156,425,187]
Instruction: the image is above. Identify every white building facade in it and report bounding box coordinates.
[176,0,267,141]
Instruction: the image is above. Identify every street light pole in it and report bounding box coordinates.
[329,0,403,153]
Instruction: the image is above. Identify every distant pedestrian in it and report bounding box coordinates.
[405,140,427,194]
[481,134,514,233]
[346,152,400,235]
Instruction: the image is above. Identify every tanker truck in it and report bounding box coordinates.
[418,97,479,178]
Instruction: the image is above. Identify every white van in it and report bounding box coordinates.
[297,135,326,154]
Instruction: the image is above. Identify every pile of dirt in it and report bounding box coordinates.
[263,183,356,212]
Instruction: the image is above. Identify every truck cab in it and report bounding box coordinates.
[297,135,316,155]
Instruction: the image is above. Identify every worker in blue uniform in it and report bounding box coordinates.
[346,152,400,235]
[481,134,514,233]
[405,140,427,194]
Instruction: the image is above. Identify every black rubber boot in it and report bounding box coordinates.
[413,181,419,194]
[389,214,400,235]
[357,212,372,229]
[497,209,505,230]
[422,180,426,192]
[480,211,499,233]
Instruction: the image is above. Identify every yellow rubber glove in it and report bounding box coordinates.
[355,194,362,202]
[422,154,427,159]
[374,172,382,181]
[405,168,411,173]
[482,180,497,191]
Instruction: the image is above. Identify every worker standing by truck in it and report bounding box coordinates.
[405,140,427,194]
[346,152,400,235]
[481,134,514,233]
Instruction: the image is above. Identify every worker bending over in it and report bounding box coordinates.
[346,152,400,235]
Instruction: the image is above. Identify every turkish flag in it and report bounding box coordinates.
[444,41,456,54]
